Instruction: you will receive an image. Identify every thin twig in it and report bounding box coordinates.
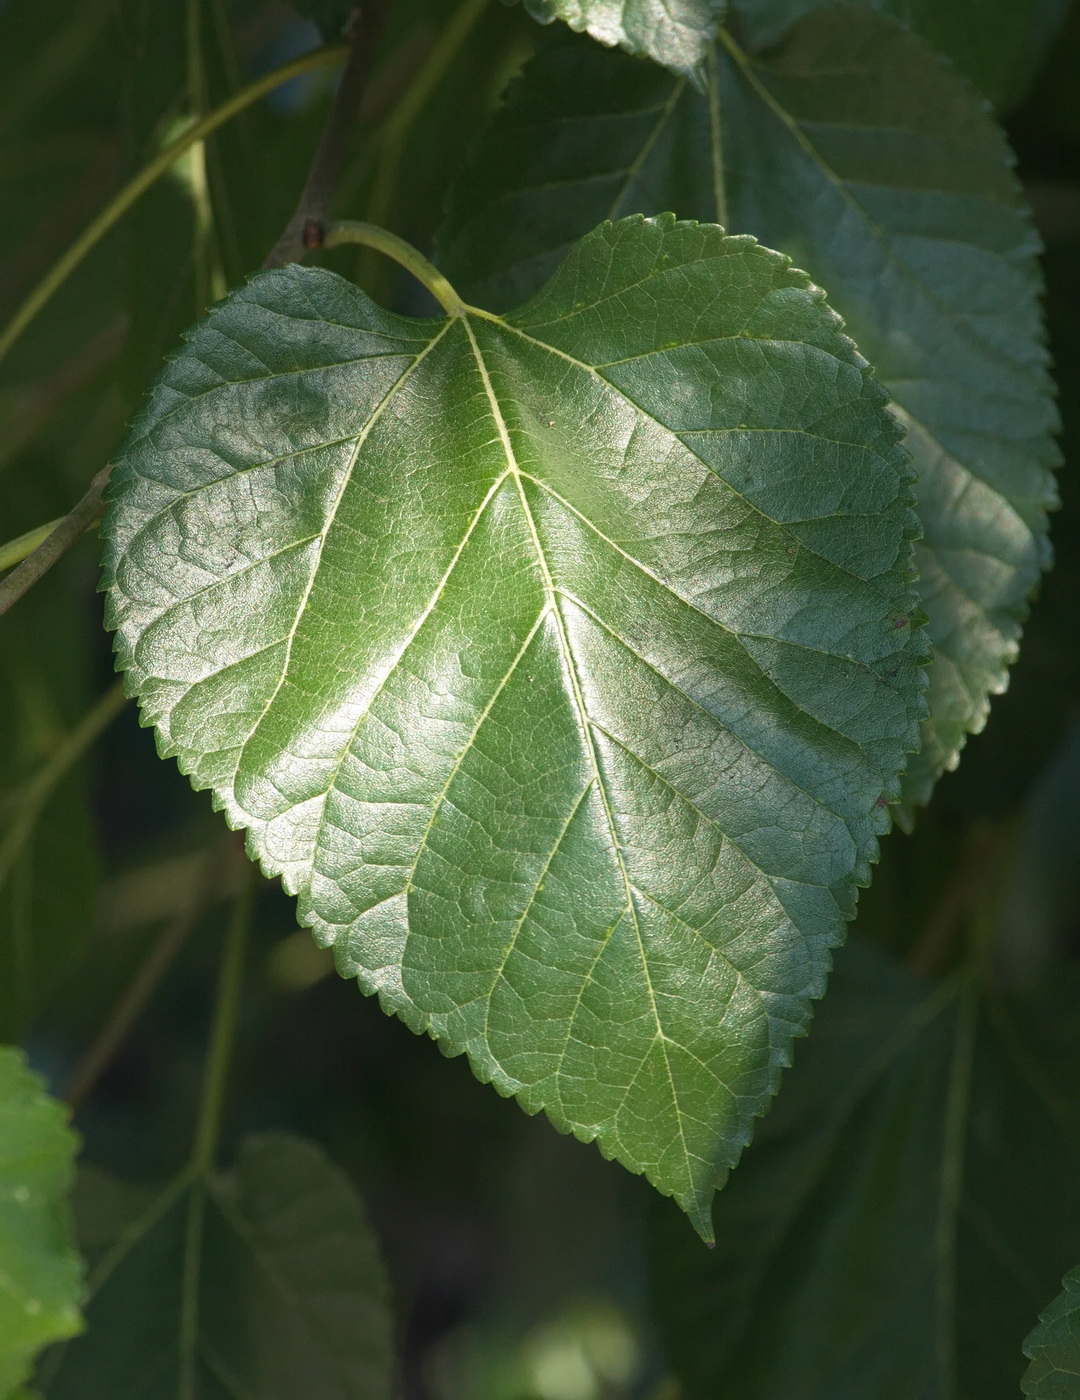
[0,464,111,617]
[66,839,239,1112]
[263,5,386,268]
[0,42,347,365]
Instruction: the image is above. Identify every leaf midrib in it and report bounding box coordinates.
[458,310,698,1204]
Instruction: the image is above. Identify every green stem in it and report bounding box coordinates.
[324,220,464,315]
[0,680,127,898]
[706,46,727,229]
[0,518,62,573]
[0,463,111,617]
[190,865,254,1174]
[0,41,347,365]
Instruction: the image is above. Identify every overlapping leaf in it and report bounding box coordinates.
[103,214,926,1232]
[1024,1267,1080,1398]
[649,942,1080,1399]
[0,1047,82,1396]
[728,0,1071,107]
[438,12,1059,821]
[40,1133,394,1397]
[515,0,725,80]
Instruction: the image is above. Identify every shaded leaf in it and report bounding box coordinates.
[102,214,926,1232]
[729,0,1072,108]
[1024,1267,1080,1398]
[41,1133,394,1398]
[649,942,1080,1399]
[516,0,725,80]
[0,1047,82,1396]
[437,11,1059,822]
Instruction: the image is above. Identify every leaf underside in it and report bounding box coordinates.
[0,1048,82,1396]
[437,11,1060,822]
[650,942,1080,1399]
[518,0,726,80]
[1024,1268,1080,1399]
[103,214,926,1233]
[42,1134,394,1399]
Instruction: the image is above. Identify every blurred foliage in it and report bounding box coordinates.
[1,0,1079,1394]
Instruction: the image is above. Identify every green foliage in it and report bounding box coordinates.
[0,0,1078,1389]
[729,0,1073,107]
[102,213,926,1234]
[649,941,1080,1398]
[1024,1267,1080,1398]
[40,1133,394,1397]
[0,1048,83,1395]
[517,0,726,79]
[438,10,1059,822]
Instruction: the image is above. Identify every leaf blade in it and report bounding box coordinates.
[1024,1267,1080,1398]
[649,943,1080,1399]
[516,0,726,80]
[438,13,1060,820]
[43,1134,394,1399]
[104,215,927,1229]
[0,1048,82,1396]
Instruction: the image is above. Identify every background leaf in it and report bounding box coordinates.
[649,941,1080,1400]
[0,1047,83,1396]
[1024,1266,1080,1398]
[437,10,1060,822]
[514,0,725,80]
[41,1133,394,1397]
[728,0,1073,109]
[102,215,926,1233]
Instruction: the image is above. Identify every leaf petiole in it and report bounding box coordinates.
[324,219,466,315]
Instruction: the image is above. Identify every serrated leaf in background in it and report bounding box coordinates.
[0,1047,83,1396]
[728,0,1073,109]
[515,0,725,81]
[648,941,1080,1400]
[101,215,926,1233]
[1024,1266,1080,1398]
[40,1133,394,1397]
[437,10,1059,823]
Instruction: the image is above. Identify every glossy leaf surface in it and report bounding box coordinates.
[1024,1268,1080,1398]
[438,13,1059,821]
[516,0,725,79]
[42,1134,394,1398]
[649,943,1080,1399]
[0,1048,82,1395]
[103,215,926,1232]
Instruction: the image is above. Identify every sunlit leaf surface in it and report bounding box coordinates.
[103,214,926,1231]
[438,12,1059,821]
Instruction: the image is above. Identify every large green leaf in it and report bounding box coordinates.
[1024,1268,1080,1398]
[649,942,1080,1399]
[41,1133,394,1398]
[103,214,926,1233]
[0,1047,82,1396]
[515,0,725,80]
[437,12,1059,822]
[728,0,1072,108]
